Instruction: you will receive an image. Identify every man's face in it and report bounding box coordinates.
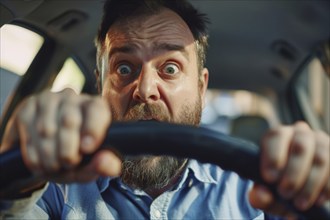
[99,8,208,190]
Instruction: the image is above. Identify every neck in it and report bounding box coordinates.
[146,159,188,199]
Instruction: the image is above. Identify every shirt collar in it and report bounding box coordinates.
[185,159,219,184]
[97,176,112,193]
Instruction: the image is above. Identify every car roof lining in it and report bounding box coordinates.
[1,0,329,95]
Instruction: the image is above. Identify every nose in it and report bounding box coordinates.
[133,65,160,103]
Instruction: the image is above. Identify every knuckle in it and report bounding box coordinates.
[17,101,35,124]
[61,114,76,128]
[59,153,80,166]
[280,175,300,192]
[61,88,76,96]
[278,125,294,134]
[294,121,310,130]
[291,133,314,155]
[83,99,110,128]
[89,98,108,113]
[291,142,309,156]
[38,91,59,106]
[60,108,82,129]
[314,148,328,167]
[37,120,56,138]
[265,155,283,170]
[268,125,291,136]
[39,90,53,99]
[263,125,293,147]
[296,127,313,136]
[93,97,108,107]
[38,142,54,158]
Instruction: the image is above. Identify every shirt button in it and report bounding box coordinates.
[188,179,193,187]
[155,210,161,218]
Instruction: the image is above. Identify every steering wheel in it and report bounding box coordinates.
[0,121,329,220]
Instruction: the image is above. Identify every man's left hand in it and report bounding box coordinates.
[249,121,329,217]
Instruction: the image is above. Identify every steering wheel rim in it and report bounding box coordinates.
[0,121,328,220]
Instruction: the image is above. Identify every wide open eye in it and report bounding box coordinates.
[117,64,132,75]
[162,63,179,75]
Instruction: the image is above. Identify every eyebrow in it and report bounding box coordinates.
[108,42,190,61]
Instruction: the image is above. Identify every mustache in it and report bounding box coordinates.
[124,103,171,122]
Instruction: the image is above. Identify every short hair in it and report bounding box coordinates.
[95,0,209,78]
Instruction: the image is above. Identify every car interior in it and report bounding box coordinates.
[0,0,329,219]
[1,1,329,138]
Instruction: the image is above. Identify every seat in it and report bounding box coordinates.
[230,115,270,146]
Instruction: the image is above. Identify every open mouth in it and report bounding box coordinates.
[138,119,159,122]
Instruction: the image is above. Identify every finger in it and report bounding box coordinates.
[80,97,111,153]
[294,130,330,210]
[278,122,315,199]
[15,97,40,172]
[89,149,122,177]
[37,139,60,172]
[1,116,18,152]
[57,95,83,168]
[261,126,294,183]
[75,150,122,181]
[317,178,330,205]
[46,150,121,183]
[35,92,60,172]
[35,91,59,140]
[249,184,274,210]
[249,184,296,218]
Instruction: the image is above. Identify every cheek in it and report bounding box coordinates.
[102,79,132,117]
[165,80,200,115]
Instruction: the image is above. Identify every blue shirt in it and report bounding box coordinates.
[26,159,264,219]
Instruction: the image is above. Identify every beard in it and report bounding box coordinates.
[121,156,187,191]
[111,98,202,191]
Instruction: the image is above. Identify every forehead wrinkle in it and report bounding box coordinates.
[106,8,196,62]
[151,42,190,62]
[112,8,194,44]
[108,43,138,58]
[108,39,191,64]
[128,20,191,45]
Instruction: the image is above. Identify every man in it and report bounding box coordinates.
[1,0,329,219]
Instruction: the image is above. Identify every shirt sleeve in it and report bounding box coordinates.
[0,183,50,219]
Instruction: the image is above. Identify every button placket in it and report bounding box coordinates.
[150,192,171,220]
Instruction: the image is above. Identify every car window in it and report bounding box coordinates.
[294,57,330,133]
[201,89,279,144]
[0,24,44,116]
[0,24,44,75]
[0,24,86,116]
[51,57,85,94]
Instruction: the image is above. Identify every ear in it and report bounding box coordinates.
[94,69,102,93]
[199,67,209,109]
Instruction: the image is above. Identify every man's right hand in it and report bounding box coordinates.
[1,89,122,183]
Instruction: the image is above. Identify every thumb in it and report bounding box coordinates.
[0,117,18,153]
[249,184,274,210]
[249,184,298,219]
[89,149,122,177]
